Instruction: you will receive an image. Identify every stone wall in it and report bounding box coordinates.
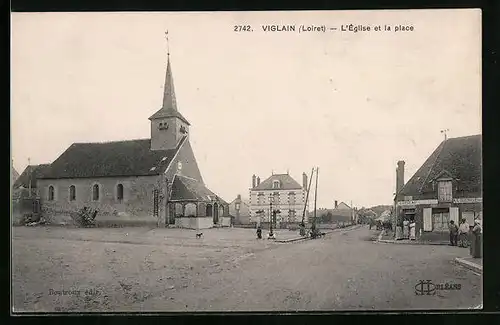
[38,175,160,221]
[175,217,213,229]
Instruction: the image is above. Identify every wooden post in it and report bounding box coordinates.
[301,168,314,225]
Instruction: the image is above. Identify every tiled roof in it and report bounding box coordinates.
[149,108,190,125]
[40,137,187,179]
[170,174,226,204]
[398,134,482,197]
[14,164,52,188]
[252,174,303,191]
[12,166,19,184]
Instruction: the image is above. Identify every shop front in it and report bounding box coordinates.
[396,197,482,239]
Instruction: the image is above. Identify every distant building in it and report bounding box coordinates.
[228,194,251,224]
[249,172,308,225]
[11,160,19,186]
[394,135,482,239]
[315,201,355,223]
[13,164,52,199]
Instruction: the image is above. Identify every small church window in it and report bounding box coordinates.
[92,184,100,201]
[273,180,281,189]
[48,186,55,201]
[69,185,76,201]
[116,184,124,201]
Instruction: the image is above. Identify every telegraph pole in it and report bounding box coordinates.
[28,157,32,198]
[313,168,319,221]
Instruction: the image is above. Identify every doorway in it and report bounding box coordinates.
[213,203,219,224]
[432,208,450,232]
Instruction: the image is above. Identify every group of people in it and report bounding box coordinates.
[402,219,416,240]
[256,225,276,239]
[449,218,482,247]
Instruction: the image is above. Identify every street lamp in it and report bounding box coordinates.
[268,193,281,237]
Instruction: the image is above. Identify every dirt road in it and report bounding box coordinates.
[12,225,481,312]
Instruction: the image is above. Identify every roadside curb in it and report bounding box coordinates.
[376,239,450,246]
[376,231,450,246]
[275,225,361,243]
[455,257,482,273]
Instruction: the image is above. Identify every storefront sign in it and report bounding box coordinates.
[397,199,438,207]
[452,197,482,204]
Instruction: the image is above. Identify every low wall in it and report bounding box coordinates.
[175,217,213,229]
[220,217,231,227]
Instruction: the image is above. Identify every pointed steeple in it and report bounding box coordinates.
[149,50,190,125]
[162,55,177,111]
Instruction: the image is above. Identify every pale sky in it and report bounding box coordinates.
[11,10,481,208]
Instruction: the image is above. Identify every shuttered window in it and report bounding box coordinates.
[423,208,432,231]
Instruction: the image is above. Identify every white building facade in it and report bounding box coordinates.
[248,172,308,225]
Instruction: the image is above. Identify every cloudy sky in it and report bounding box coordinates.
[11,9,481,208]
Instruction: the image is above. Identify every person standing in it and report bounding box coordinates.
[409,220,416,240]
[449,220,458,246]
[403,219,410,239]
[256,225,262,239]
[458,218,470,247]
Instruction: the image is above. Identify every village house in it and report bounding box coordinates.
[394,134,482,240]
[228,194,251,225]
[34,50,229,229]
[11,160,19,186]
[249,172,308,226]
[13,163,51,198]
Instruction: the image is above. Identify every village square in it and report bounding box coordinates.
[11,11,482,313]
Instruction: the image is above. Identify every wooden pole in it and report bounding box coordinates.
[301,168,314,225]
[28,158,32,198]
[313,167,319,221]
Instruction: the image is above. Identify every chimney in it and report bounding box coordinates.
[237,194,241,201]
[335,200,338,208]
[256,176,260,186]
[252,174,256,188]
[302,172,308,190]
[396,160,405,194]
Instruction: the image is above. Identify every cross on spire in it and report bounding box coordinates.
[165,31,170,56]
[440,129,450,141]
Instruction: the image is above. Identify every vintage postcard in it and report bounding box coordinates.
[11,9,482,313]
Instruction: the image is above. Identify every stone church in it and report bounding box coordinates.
[37,51,228,229]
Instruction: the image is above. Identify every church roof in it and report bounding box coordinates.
[252,173,303,191]
[14,164,52,188]
[12,164,20,184]
[148,55,190,125]
[398,134,482,197]
[170,174,226,204]
[40,136,187,179]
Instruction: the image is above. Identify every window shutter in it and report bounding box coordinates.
[423,208,432,231]
[450,207,459,224]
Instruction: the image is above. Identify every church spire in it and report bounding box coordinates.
[162,54,177,111]
[162,31,177,111]
[149,32,190,125]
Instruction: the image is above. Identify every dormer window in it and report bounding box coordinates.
[437,180,453,202]
[272,180,281,189]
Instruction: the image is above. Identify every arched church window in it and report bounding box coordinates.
[69,185,76,201]
[116,184,124,201]
[185,203,197,217]
[175,203,184,217]
[206,204,213,217]
[92,184,100,201]
[48,186,55,201]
